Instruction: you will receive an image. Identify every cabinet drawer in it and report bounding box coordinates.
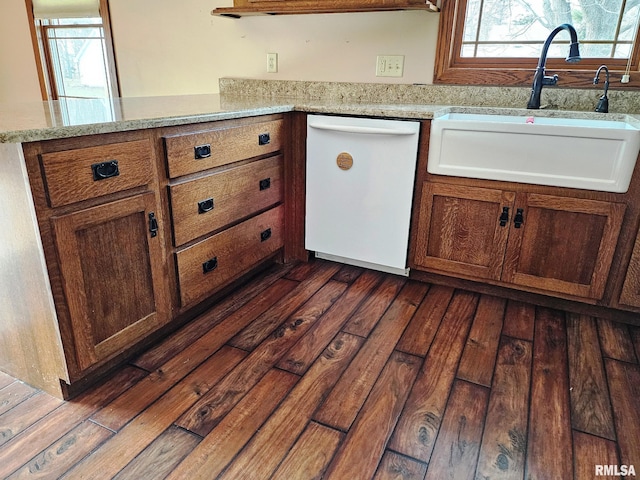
[170,155,283,246]
[164,119,283,178]
[176,205,284,307]
[40,140,154,207]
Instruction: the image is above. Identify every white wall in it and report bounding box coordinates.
[0,0,43,102]
[108,0,439,96]
[0,0,439,101]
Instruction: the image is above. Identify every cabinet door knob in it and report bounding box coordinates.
[514,208,524,228]
[148,212,159,237]
[499,207,510,227]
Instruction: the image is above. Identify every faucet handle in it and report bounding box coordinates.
[542,74,559,86]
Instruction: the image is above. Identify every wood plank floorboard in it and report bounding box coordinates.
[597,318,638,364]
[373,451,427,480]
[0,381,37,417]
[501,300,535,342]
[474,336,531,480]
[572,431,620,480]
[1,258,639,479]
[456,295,506,387]
[424,380,489,480]
[566,314,616,440]
[0,372,16,390]
[388,290,479,462]
[270,422,343,480]
[313,281,428,432]
[525,307,573,480]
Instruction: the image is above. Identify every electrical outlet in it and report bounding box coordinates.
[266,53,278,73]
[376,55,404,77]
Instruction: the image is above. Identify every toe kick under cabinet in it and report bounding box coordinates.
[5,114,287,398]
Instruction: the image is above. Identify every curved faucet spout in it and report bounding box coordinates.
[527,24,581,110]
[594,65,610,113]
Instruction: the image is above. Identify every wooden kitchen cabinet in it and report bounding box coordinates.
[414,183,514,281]
[51,192,170,371]
[0,114,290,399]
[212,0,438,16]
[503,193,625,300]
[5,132,174,397]
[163,115,286,309]
[414,182,626,300]
[619,230,640,308]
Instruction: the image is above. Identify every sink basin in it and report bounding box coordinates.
[428,112,640,192]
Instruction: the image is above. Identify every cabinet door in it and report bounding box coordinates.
[619,232,640,308]
[52,192,170,371]
[414,183,515,280]
[503,193,625,300]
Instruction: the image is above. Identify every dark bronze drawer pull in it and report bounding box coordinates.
[514,208,524,228]
[91,160,119,181]
[259,178,271,191]
[258,133,271,146]
[202,257,218,274]
[194,144,211,159]
[198,198,214,214]
[148,212,159,238]
[260,228,272,242]
[499,207,509,227]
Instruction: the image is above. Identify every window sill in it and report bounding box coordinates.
[434,65,640,90]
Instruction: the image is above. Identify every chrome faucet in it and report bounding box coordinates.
[527,24,581,109]
[593,65,610,113]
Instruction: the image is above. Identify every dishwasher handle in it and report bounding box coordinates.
[309,123,417,136]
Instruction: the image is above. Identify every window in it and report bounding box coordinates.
[435,0,640,87]
[26,0,119,101]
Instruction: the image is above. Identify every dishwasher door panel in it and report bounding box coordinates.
[305,115,420,275]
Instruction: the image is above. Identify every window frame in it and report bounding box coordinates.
[25,0,120,101]
[434,0,640,88]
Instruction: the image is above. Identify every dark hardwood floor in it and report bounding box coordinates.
[1,259,639,479]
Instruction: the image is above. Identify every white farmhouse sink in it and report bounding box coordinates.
[428,112,640,192]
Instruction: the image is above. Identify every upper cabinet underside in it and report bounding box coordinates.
[212,0,439,17]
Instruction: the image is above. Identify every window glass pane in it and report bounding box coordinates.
[462,0,481,42]
[56,17,101,25]
[461,44,476,57]
[474,43,541,57]
[59,97,115,124]
[475,0,556,43]
[619,3,640,41]
[46,27,110,98]
[461,0,640,59]
[578,43,615,58]
[44,17,101,26]
[48,27,101,38]
[614,43,632,58]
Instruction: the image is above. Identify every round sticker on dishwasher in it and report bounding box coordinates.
[336,152,353,170]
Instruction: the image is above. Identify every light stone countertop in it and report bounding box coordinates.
[3,79,640,144]
[0,94,296,144]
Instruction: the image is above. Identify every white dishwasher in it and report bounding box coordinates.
[305,114,420,276]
